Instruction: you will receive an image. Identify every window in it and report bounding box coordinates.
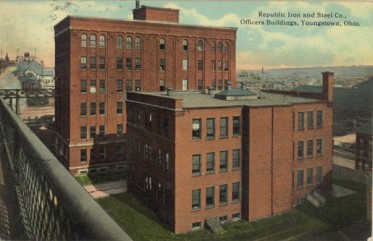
[81,126,87,139]
[298,112,304,130]
[135,79,141,91]
[307,140,313,157]
[297,170,304,187]
[220,117,228,138]
[206,187,214,207]
[99,57,105,70]
[211,79,216,89]
[233,116,240,136]
[117,102,123,114]
[116,124,123,136]
[307,111,314,129]
[99,35,106,48]
[126,36,132,49]
[211,41,216,52]
[90,103,96,116]
[80,103,87,116]
[218,41,223,52]
[117,36,124,49]
[117,80,123,92]
[117,58,123,70]
[192,189,201,210]
[220,151,228,171]
[218,79,223,90]
[90,126,96,138]
[116,145,124,159]
[89,57,96,69]
[99,146,105,160]
[211,60,216,71]
[192,222,201,230]
[135,58,141,70]
[298,141,304,159]
[126,79,132,91]
[317,110,323,128]
[224,61,229,71]
[81,80,87,93]
[197,40,203,51]
[182,59,188,70]
[232,182,240,201]
[90,34,96,47]
[192,154,201,175]
[206,152,215,173]
[99,125,105,137]
[90,80,96,93]
[206,118,215,139]
[160,59,166,71]
[134,37,141,49]
[183,39,188,51]
[316,167,322,184]
[182,80,188,91]
[80,149,87,162]
[165,153,170,170]
[99,102,105,115]
[160,38,165,50]
[126,58,132,70]
[316,139,323,155]
[99,80,105,92]
[197,60,203,71]
[81,34,87,47]
[219,184,227,204]
[198,79,203,91]
[232,149,240,168]
[224,42,229,52]
[307,168,313,185]
[192,119,201,139]
[81,57,87,70]
[232,212,240,220]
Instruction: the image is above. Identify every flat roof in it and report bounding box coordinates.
[136,90,324,109]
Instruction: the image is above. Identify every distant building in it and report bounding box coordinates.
[54,5,236,175]
[16,52,42,65]
[40,68,55,89]
[355,119,372,172]
[126,72,334,233]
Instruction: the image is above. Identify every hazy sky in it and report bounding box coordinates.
[0,0,372,69]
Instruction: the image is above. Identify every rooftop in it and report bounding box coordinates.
[136,90,324,109]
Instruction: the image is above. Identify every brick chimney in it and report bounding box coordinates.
[322,71,334,104]
[133,5,179,23]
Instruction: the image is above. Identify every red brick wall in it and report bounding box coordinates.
[133,6,179,23]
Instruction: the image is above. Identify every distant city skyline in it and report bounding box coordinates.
[0,0,372,69]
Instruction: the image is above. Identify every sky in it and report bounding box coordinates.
[0,0,372,70]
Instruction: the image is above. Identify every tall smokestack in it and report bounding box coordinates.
[322,71,334,104]
[136,0,140,9]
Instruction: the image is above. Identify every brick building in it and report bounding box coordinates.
[126,72,334,233]
[54,5,236,174]
[355,119,372,172]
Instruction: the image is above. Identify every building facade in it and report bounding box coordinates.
[54,5,236,174]
[126,72,334,233]
[355,119,373,172]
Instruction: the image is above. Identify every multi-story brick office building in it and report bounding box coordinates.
[126,72,334,233]
[54,5,236,174]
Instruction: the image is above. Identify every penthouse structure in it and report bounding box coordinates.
[54,5,236,174]
[126,72,334,233]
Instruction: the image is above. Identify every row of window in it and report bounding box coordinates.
[192,150,240,175]
[297,138,323,159]
[192,182,240,211]
[81,79,141,93]
[297,110,323,130]
[81,34,230,53]
[296,167,323,187]
[80,102,123,116]
[80,124,123,139]
[81,56,142,71]
[80,145,124,163]
[192,212,240,230]
[192,116,240,139]
[142,144,171,171]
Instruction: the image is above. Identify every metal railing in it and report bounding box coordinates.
[0,97,132,241]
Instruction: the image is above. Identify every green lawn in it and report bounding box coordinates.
[97,177,369,241]
[75,171,126,186]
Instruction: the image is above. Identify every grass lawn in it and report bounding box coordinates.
[97,177,369,241]
[75,171,126,186]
